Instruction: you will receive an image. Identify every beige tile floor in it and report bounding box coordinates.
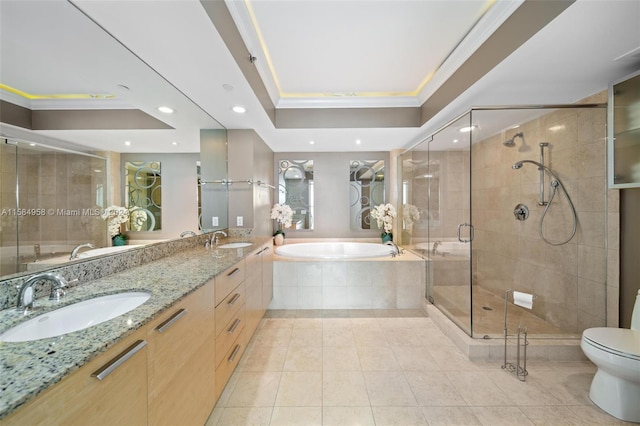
[206,310,630,426]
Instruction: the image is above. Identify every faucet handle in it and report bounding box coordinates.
[50,287,65,301]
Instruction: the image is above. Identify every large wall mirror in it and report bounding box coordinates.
[125,161,161,231]
[277,160,314,230]
[350,160,385,231]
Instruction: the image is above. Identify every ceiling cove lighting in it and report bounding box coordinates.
[458,126,476,133]
[0,83,115,100]
[232,106,247,113]
[158,106,174,114]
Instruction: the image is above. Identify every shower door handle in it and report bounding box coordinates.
[457,223,474,243]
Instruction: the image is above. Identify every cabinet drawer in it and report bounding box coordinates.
[214,284,245,336]
[215,330,246,399]
[215,260,245,306]
[215,307,246,368]
[245,247,262,279]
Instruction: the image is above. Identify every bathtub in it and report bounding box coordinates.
[275,242,394,259]
[414,241,470,257]
[271,240,426,310]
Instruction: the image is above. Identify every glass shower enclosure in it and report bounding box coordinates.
[400,105,608,339]
[0,139,108,277]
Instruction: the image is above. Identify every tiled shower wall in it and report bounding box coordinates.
[0,143,107,276]
[471,105,609,333]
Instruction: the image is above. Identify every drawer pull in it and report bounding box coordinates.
[227,318,241,334]
[228,344,241,363]
[155,308,188,333]
[226,267,240,277]
[256,247,268,255]
[92,340,147,381]
[227,293,241,306]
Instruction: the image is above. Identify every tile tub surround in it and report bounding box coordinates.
[0,235,271,420]
[272,240,425,310]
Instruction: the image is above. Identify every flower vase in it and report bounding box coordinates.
[112,233,127,246]
[381,232,393,244]
[274,232,285,246]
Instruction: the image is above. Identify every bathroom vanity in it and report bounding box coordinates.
[0,237,273,425]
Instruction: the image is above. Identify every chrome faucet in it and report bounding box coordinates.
[17,272,68,313]
[384,240,402,257]
[431,240,442,255]
[205,230,228,248]
[180,230,196,238]
[212,230,228,245]
[69,243,94,260]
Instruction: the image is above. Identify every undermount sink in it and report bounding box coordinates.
[217,242,252,249]
[0,292,151,343]
[77,245,143,258]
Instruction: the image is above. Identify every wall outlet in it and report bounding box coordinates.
[212,216,219,227]
[236,216,243,226]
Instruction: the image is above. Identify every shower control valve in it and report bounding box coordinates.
[513,204,529,221]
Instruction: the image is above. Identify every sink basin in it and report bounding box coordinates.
[217,242,252,249]
[0,292,151,343]
[77,245,143,258]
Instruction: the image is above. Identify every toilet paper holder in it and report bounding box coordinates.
[502,289,537,381]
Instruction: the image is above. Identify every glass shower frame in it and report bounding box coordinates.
[400,104,608,339]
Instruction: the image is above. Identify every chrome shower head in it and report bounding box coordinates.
[512,161,524,169]
[503,132,524,147]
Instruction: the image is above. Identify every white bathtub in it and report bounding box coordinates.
[414,241,470,257]
[275,242,394,259]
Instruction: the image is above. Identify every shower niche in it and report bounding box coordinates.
[400,105,608,339]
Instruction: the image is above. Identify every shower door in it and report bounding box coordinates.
[428,114,473,335]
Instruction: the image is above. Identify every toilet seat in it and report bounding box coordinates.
[582,328,640,361]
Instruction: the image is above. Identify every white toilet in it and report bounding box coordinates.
[581,289,640,423]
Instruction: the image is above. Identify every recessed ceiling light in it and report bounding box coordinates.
[158,106,173,114]
[459,126,476,133]
[171,141,178,146]
[124,141,131,146]
[94,169,102,173]
[355,139,362,145]
[309,140,315,145]
[232,106,246,114]
[29,143,36,146]
[453,139,459,143]
[222,84,234,91]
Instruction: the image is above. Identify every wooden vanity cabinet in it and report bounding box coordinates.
[1,327,149,426]
[147,280,216,426]
[214,260,247,399]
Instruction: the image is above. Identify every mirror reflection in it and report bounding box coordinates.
[125,161,161,231]
[277,160,314,230]
[0,140,107,276]
[349,160,385,230]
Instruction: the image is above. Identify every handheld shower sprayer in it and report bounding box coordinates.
[511,159,577,245]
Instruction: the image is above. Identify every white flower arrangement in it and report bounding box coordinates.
[101,205,130,237]
[402,204,421,232]
[270,203,293,232]
[370,203,396,234]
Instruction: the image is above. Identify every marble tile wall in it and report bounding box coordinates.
[470,105,609,333]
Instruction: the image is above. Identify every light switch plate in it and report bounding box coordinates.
[212,217,219,226]
[236,216,243,226]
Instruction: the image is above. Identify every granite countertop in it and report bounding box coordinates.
[0,236,271,420]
